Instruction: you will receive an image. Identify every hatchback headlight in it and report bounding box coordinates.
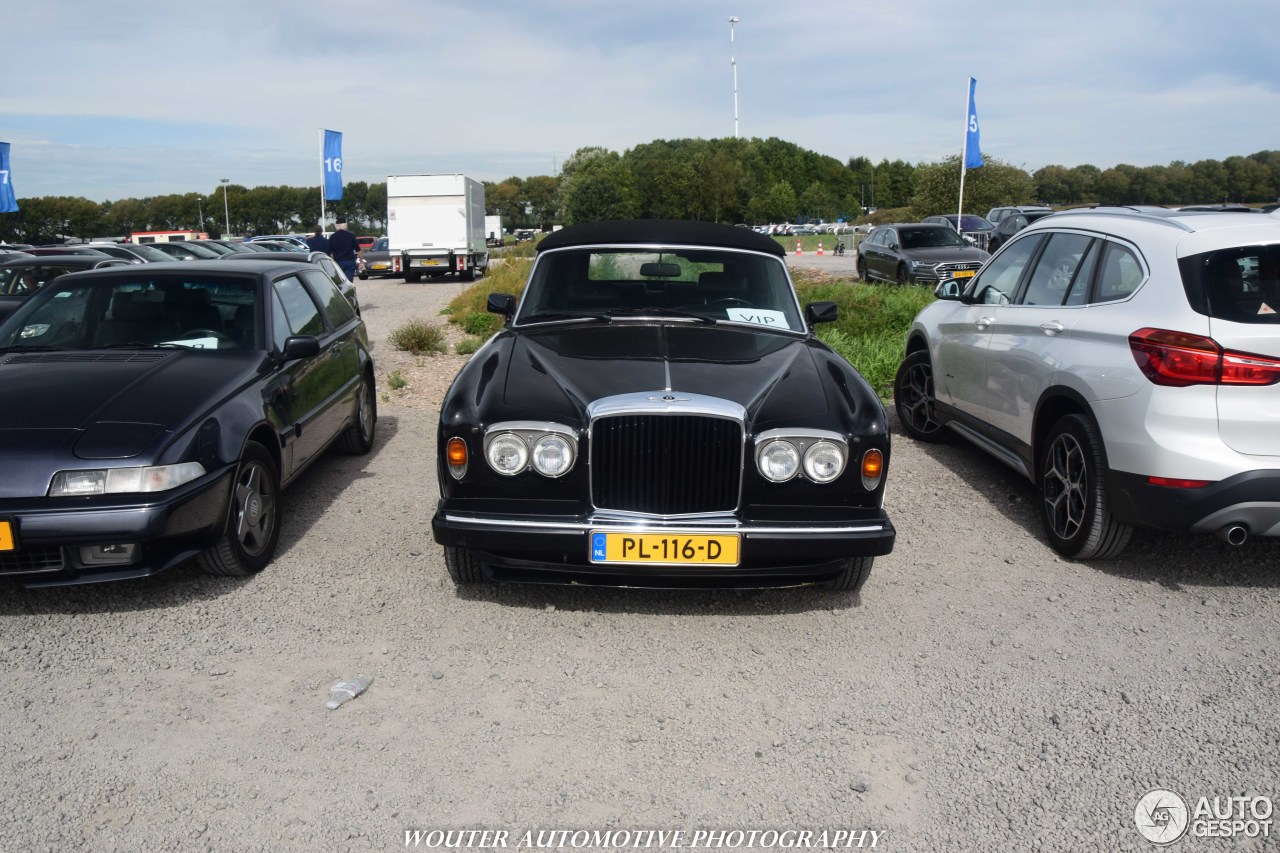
[49,462,206,497]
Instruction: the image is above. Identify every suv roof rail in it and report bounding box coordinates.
[1044,206,1198,232]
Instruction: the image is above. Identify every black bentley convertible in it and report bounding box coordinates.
[432,220,895,591]
[0,260,376,587]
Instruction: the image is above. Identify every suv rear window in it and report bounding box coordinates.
[1182,244,1280,323]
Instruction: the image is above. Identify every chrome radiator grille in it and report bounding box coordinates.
[591,414,742,515]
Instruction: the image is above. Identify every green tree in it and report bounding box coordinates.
[908,156,1035,220]
[558,147,637,224]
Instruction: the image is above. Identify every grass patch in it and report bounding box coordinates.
[445,258,531,324]
[389,319,447,356]
[386,368,408,390]
[462,311,502,336]
[455,337,483,355]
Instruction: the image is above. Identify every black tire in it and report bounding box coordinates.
[1039,414,1133,559]
[897,264,912,286]
[444,546,485,585]
[338,372,377,455]
[357,272,369,281]
[197,441,281,577]
[460,267,476,282]
[405,271,421,283]
[856,257,869,282]
[893,350,950,443]
[824,556,874,591]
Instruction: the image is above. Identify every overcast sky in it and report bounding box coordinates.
[4,1,1277,202]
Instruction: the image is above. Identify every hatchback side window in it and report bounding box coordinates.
[300,269,356,327]
[272,274,325,350]
[971,234,1042,304]
[1021,234,1095,306]
[1094,243,1145,303]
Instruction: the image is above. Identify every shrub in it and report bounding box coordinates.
[455,337,483,355]
[461,312,501,336]
[389,319,446,355]
[386,368,408,391]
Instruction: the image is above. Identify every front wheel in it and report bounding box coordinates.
[856,257,869,281]
[897,264,912,286]
[1039,414,1132,559]
[893,350,949,442]
[197,441,281,577]
[444,546,485,585]
[824,556,874,592]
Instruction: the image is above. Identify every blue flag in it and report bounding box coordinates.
[965,78,984,169]
[0,142,18,213]
[323,129,344,201]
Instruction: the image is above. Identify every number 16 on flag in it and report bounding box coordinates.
[323,130,344,201]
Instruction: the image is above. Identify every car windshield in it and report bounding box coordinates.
[0,273,262,351]
[518,247,805,333]
[899,227,967,249]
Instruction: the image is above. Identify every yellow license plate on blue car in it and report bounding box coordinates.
[589,531,740,566]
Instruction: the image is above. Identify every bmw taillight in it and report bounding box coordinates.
[1129,328,1280,386]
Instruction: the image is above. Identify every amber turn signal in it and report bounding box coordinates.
[861,448,884,490]
[446,437,468,479]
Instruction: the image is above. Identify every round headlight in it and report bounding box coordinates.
[803,440,846,483]
[757,439,799,483]
[486,433,528,476]
[531,434,575,477]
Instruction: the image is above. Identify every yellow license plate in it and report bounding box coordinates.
[416,259,440,267]
[0,519,14,552]
[371,262,389,270]
[589,531,740,566]
[951,270,975,279]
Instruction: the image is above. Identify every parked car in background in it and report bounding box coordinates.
[433,219,896,591]
[243,235,310,252]
[0,260,376,587]
[857,223,989,285]
[0,248,33,261]
[219,251,360,315]
[894,207,1280,559]
[359,237,395,279]
[514,229,536,243]
[183,239,247,256]
[986,205,1056,252]
[148,241,223,261]
[24,246,113,257]
[85,242,175,264]
[248,240,308,254]
[357,236,377,252]
[922,213,996,251]
[0,254,130,322]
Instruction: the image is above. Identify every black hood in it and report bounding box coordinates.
[498,324,836,428]
[0,350,261,497]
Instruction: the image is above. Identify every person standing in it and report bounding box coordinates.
[328,218,360,281]
[305,224,330,254]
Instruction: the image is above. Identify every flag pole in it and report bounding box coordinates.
[319,129,326,232]
[957,77,970,239]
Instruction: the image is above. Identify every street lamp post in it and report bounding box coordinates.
[729,16,740,139]
[197,198,203,235]
[220,179,231,238]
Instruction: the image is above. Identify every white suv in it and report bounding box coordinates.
[894,207,1280,558]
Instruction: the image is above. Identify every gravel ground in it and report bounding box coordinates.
[1,269,1277,852]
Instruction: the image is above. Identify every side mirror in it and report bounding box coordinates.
[934,280,965,300]
[487,293,516,317]
[281,335,320,360]
[805,300,838,326]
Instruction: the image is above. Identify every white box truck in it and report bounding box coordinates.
[484,215,503,248]
[386,174,488,282]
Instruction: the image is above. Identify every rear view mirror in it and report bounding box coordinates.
[935,280,965,300]
[640,262,682,278]
[805,301,838,325]
[487,293,516,317]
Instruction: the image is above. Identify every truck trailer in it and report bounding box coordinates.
[484,215,504,248]
[386,174,488,282]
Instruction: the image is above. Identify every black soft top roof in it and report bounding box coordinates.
[537,220,785,257]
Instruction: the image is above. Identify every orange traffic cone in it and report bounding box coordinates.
[817,241,824,256]
[795,240,802,255]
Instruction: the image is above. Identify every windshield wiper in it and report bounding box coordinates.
[99,342,188,350]
[607,307,717,325]
[0,345,65,353]
[521,312,613,324]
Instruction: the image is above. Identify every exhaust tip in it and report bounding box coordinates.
[1217,524,1249,546]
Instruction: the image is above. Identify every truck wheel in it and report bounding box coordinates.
[461,268,476,282]
[405,271,421,283]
